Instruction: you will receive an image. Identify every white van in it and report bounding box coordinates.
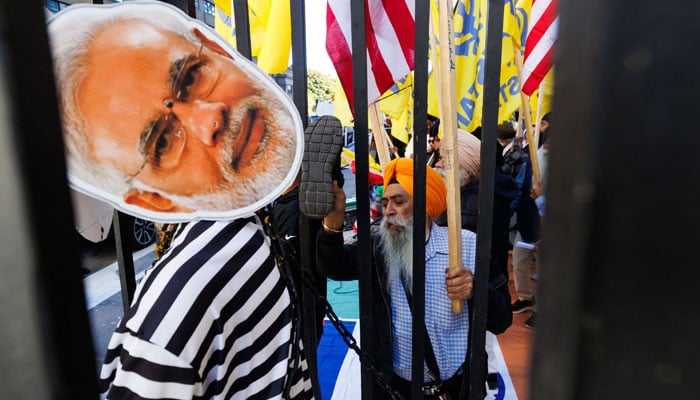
[71,190,156,250]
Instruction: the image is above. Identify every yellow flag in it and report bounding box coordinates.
[427,0,441,122]
[378,74,413,144]
[333,79,354,127]
[511,0,531,51]
[219,0,291,74]
[529,67,554,121]
[428,0,526,132]
[247,0,269,57]
[214,0,236,48]
[214,0,231,15]
[499,0,528,125]
[248,0,291,74]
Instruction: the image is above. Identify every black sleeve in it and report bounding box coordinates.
[269,188,299,238]
[486,259,513,334]
[315,229,361,281]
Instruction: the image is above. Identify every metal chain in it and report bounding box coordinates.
[299,269,406,400]
[257,207,406,400]
[256,209,305,399]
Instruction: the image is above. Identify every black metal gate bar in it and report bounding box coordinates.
[187,0,196,18]
[532,0,700,398]
[410,0,430,397]
[114,210,137,313]
[158,0,194,17]
[233,0,252,60]
[291,0,308,128]
[0,1,98,399]
[290,1,324,399]
[349,0,377,398]
[467,0,504,398]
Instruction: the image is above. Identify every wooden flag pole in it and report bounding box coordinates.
[437,0,463,313]
[512,39,542,186]
[381,123,399,159]
[368,103,392,169]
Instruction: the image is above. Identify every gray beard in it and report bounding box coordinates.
[380,215,414,294]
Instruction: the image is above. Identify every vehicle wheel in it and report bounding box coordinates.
[129,217,156,250]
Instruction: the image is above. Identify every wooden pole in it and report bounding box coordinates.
[380,122,398,159]
[512,39,542,185]
[437,0,463,313]
[368,103,392,169]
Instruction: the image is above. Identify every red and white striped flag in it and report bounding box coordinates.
[521,0,558,96]
[326,0,414,113]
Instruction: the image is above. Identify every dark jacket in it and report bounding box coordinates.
[501,140,529,179]
[511,160,542,243]
[269,187,326,344]
[493,173,519,277]
[433,182,478,231]
[316,231,394,397]
[434,174,518,279]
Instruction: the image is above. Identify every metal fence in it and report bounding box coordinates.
[3,0,700,399]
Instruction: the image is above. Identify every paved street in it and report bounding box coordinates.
[82,245,156,369]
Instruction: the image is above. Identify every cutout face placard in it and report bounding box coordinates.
[48,1,302,222]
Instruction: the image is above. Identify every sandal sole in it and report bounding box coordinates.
[299,116,344,219]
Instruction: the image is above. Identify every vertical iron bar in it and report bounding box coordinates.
[412,0,430,398]
[290,1,323,399]
[113,211,136,313]
[157,0,188,14]
[350,0,375,398]
[187,0,196,18]
[233,0,252,60]
[532,0,700,399]
[291,0,308,126]
[467,0,503,398]
[0,1,98,398]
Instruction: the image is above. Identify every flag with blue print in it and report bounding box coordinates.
[429,0,525,132]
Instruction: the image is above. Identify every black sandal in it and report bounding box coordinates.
[299,115,344,219]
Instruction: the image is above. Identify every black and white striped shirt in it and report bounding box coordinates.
[99,218,314,399]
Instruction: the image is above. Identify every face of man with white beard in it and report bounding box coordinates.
[380,214,414,293]
[379,182,416,293]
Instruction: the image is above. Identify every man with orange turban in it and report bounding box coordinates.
[316,158,485,399]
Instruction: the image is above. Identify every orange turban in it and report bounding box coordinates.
[383,158,447,219]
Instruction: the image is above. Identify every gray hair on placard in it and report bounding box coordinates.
[47,3,200,195]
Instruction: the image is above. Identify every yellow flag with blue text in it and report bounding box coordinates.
[428,0,526,132]
[378,74,414,144]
